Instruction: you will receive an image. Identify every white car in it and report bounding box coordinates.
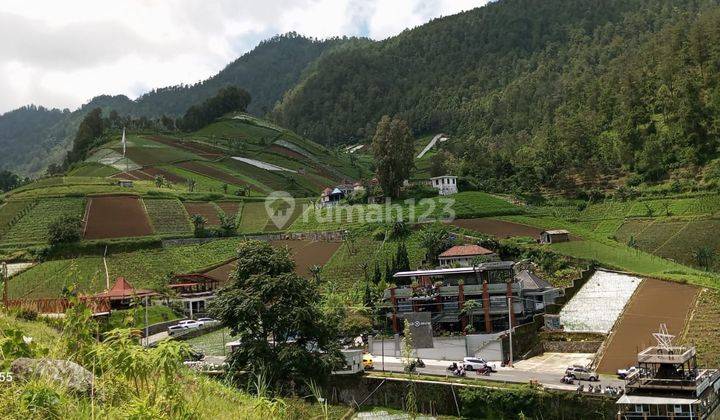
[566,366,599,381]
[617,366,639,379]
[462,357,488,371]
[177,320,201,329]
[167,325,186,336]
[196,317,216,326]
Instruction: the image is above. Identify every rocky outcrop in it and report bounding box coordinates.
[10,358,94,394]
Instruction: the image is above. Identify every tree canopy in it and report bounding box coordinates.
[371,115,415,198]
[209,240,341,390]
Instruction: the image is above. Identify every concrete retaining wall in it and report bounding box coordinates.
[369,333,503,361]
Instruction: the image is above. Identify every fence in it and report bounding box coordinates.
[5,296,111,315]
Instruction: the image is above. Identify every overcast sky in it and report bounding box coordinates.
[0,0,488,114]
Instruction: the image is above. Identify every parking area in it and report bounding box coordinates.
[513,352,594,374]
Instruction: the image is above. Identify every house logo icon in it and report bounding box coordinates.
[265,191,295,229]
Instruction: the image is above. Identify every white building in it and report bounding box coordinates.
[429,175,458,195]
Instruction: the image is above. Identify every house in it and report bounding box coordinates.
[117,180,134,188]
[616,325,720,419]
[429,175,458,196]
[438,244,498,267]
[93,277,156,309]
[168,274,220,318]
[320,187,344,206]
[337,182,355,196]
[539,229,570,244]
[381,261,561,334]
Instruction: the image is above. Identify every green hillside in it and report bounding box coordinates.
[274,0,720,194]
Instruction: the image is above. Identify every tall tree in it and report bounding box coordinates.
[371,115,415,198]
[64,108,105,167]
[209,240,341,389]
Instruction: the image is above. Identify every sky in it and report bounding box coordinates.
[0,0,488,114]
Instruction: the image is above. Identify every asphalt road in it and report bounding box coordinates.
[376,361,625,391]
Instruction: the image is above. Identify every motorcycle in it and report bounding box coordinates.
[452,368,466,377]
[561,375,575,385]
[447,362,459,372]
[476,365,493,376]
[415,358,426,368]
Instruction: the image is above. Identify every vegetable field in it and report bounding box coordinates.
[682,288,720,366]
[238,201,273,233]
[144,199,192,235]
[0,201,36,238]
[1,198,85,245]
[183,202,222,226]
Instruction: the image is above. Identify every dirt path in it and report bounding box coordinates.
[595,279,698,373]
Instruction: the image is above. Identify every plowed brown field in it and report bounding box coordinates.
[451,218,544,238]
[203,239,341,283]
[84,196,153,239]
[183,202,221,226]
[596,279,698,373]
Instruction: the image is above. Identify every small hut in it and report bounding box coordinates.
[539,229,570,244]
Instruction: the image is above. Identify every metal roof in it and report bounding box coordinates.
[393,261,515,278]
[616,395,699,405]
[543,229,570,235]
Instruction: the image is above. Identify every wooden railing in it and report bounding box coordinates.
[5,296,111,315]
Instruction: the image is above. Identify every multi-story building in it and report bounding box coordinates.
[381,261,561,334]
[616,326,720,419]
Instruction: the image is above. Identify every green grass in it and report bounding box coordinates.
[238,201,273,233]
[160,164,235,194]
[67,162,120,177]
[1,198,86,245]
[105,305,181,330]
[143,198,192,235]
[184,327,234,356]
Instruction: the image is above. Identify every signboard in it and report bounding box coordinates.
[400,312,434,349]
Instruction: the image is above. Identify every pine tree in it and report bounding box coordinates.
[395,242,411,272]
[384,259,393,282]
[373,261,382,285]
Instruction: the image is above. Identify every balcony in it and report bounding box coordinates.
[626,369,720,393]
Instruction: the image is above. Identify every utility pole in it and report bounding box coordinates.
[144,296,149,347]
[1,261,7,308]
[507,296,513,367]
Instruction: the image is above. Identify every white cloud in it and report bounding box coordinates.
[0,0,490,114]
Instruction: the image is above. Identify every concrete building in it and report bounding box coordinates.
[429,175,458,196]
[381,261,561,334]
[168,274,220,318]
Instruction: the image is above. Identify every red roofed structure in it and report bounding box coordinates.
[94,277,156,308]
[438,244,497,267]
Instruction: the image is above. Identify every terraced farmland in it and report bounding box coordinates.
[238,201,273,233]
[84,196,153,240]
[682,288,720,366]
[183,202,222,226]
[0,200,36,239]
[144,199,192,235]
[1,198,85,245]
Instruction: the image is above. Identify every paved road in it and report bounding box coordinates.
[375,361,625,391]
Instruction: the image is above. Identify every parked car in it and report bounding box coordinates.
[196,318,217,326]
[462,357,488,371]
[177,320,201,329]
[362,353,374,370]
[617,366,640,379]
[167,325,186,336]
[566,365,599,381]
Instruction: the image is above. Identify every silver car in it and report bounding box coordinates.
[566,366,599,381]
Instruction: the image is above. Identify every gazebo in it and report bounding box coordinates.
[93,277,156,309]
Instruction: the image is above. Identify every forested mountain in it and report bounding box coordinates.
[0,105,70,175]
[0,34,343,176]
[274,0,720,192]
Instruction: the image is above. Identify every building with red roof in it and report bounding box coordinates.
[438,244,498,267]
[93,277,156,309]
